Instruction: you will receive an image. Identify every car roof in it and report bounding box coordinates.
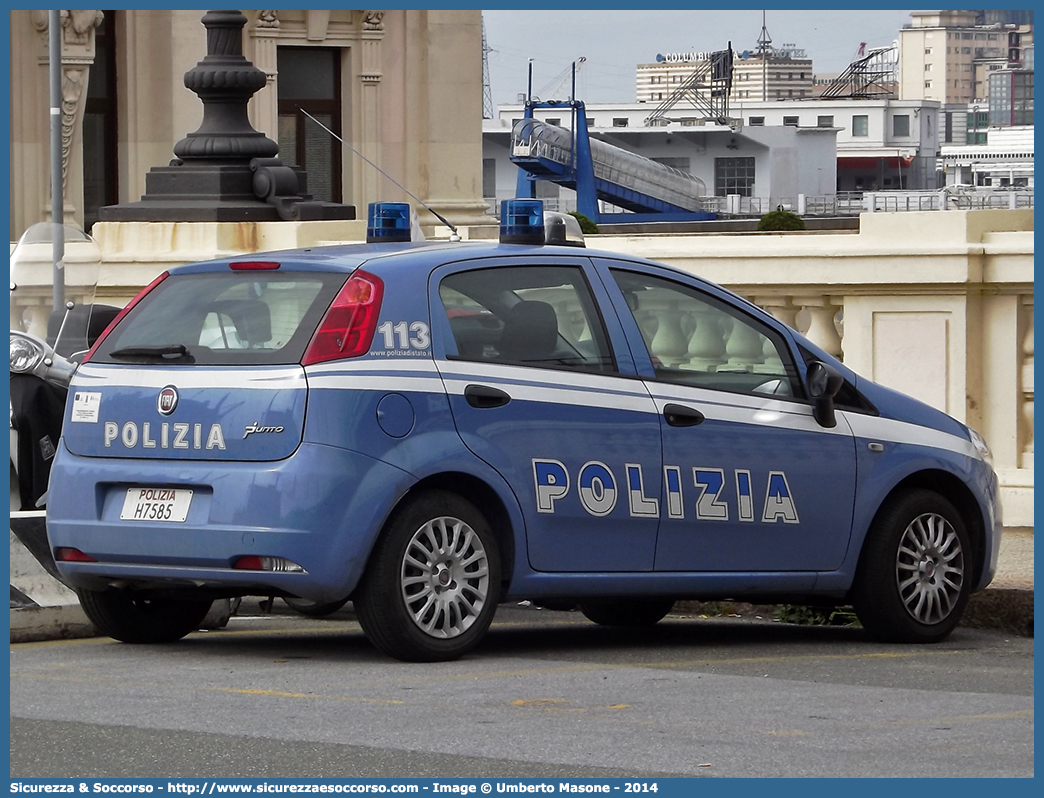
[170,239,657,275]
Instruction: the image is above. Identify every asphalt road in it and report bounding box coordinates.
[10,604,1034,779]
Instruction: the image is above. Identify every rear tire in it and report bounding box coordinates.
[852,489,972,643]
[78,589,213,643]
[355,491,501,662]
[579,599,675,627]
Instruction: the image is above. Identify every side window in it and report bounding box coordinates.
[610,269,803,398]
[439,265,615,373]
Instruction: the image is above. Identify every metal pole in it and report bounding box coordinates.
[49,9,65,313]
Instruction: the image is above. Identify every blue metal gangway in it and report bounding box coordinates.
[510,101,715,224]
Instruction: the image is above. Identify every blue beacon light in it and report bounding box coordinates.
[500,199,545,245]
[366,202,412,243]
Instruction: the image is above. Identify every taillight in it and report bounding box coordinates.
[232,555,305,572]
[302,270,384,365]
[82,271,170,363]
[55,547,96,562]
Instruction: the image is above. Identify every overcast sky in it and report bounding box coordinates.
[483,9,916,109]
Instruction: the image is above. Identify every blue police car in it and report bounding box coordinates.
[47,200,1001,661]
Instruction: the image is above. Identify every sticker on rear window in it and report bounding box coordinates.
[70,392,101,423]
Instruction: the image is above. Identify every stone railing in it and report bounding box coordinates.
[592,209,1034,530]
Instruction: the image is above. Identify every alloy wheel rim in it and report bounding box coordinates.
[400,515,490,639]
[895,512,964,625]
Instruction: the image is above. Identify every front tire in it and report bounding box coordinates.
[77,589,213,643]
[355,491,501,662]
[852,489,972,643]
[579,599,675,627]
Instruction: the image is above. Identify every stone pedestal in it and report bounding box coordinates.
[100,9,353,223]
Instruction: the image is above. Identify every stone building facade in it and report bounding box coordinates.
[9,9,490,236]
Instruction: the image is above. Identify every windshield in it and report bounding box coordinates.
[10,223,102,359]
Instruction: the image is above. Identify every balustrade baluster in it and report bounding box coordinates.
[793,295,843,359]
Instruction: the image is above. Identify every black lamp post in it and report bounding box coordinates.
[100,10,353,222]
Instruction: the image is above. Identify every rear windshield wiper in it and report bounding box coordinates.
[109,344,195,362]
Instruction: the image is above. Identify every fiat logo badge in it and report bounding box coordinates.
[157,386,179,416]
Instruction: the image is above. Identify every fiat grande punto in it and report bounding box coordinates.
[47,200,1001,661]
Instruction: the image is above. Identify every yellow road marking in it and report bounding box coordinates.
[212,687,404,705]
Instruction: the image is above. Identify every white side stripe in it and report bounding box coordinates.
[436,360,651,397]
[305,358,440,376]
[308,375,446,394]
[842,412,977,459]
[441,378,655,413]
[73,365,305,390]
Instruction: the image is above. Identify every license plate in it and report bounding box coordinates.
[120,487,193,523]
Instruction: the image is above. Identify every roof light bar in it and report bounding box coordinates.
[366,202,412,243]
[500,199,545,245]
[544,211,586,247]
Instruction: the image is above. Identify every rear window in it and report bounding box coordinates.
[92,272,347,366]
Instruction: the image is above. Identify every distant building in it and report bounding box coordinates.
[898,9,1034,144]
[637,44,814,104]
[989,64,1034,127]
[938,124,1033,188]
[714,97,941,191]
[898,10,1017,104]
[484,102,839,215]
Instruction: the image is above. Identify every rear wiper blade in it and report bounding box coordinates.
[109,344,194,361]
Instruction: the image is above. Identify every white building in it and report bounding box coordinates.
[484,96,941,215]
[938,124,1034,188]
[483,103,838,216]
[727,97,942,190]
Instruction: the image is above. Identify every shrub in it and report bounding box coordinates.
[568,211,599,234]
[757,209,807,231]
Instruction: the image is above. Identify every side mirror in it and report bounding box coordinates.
[807,360,844,428]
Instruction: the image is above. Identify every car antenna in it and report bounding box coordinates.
[298,107,461,241]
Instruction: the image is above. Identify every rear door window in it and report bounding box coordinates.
[92,272,347,366]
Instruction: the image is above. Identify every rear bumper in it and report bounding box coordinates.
[46,440,414,603]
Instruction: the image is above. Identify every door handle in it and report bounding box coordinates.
[464,384,511,409]
[663,403,705,427]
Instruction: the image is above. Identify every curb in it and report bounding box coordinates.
[962,588,1034,637]
[10,604,97,643]
[672,587,1034,637]
[10,511,98,643]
